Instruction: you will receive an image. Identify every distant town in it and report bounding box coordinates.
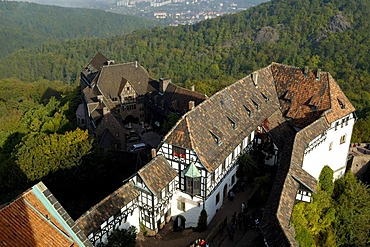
[11,0,269,25]
[107,0,269,25]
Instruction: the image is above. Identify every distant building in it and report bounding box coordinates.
[77,52,206,150]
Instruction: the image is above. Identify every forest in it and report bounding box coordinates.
[0,0,369,230]
[0,0,369,141]
[0,1,160,57]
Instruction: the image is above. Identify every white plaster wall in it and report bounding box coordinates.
[171,190,203,227]
[121,207,140,232]
[302,114,355,180]
[205,164,238,224]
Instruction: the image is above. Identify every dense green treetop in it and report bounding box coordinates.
[0,0,368,140]
[0,1,160,57]
[293,168,370,247]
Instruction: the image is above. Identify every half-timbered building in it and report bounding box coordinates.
[77,53,206,150]
[76,181,139,246]
[75,59,355,246]
[130,153,177,235]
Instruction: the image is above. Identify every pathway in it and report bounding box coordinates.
[136,186,264,247]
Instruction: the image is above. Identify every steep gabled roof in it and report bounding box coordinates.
[94,111,126,147]
[163,63,355,173]
[82,52,109,83]
[96,62,154,96]
[271,63,355,127]
[138,155,177,195]
[261,117,328,246]
[76,181,139,238]
[0,182,91,246]
[164,65,280,172]
[325,74,356,123]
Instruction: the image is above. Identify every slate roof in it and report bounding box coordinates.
[271,63,354,128]
[146,81,207,116]
[162,63,355,246]
[76,181,139,238]
[164,65,280,172]
[164,63,355,174]
[96,62,153,96]
[261,117,329,246]
[82,52,108,83]
[0,182,91,246]
[138,155,177,195]
[94,111,126,148]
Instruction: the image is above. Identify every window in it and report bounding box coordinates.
[337,98,345,109]
[216,193,220,205]
[172,146,186,158]
[226,115,237,129]
[211,173,215,185]
[210,131,222,146]
[127,87,130,91]
[125,104,136,111]
[232,174,236,185]
[222,162,225,173]
[185,177,201,195]
[144,214,150,223]
[251,99,260,112]
[261,92,269,103]
[243,105,253,117]
[329,142,333,151]
[345,116,349,126]
[335,122,339,130]
[177,201,185,211]
[340,135,346,144]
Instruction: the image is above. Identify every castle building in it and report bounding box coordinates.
[75,56,355,246]
[77,52,206,150]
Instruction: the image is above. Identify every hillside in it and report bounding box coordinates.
[0,1,160,57]
[0,0,369,141]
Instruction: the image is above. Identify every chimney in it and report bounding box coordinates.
[151,148,157,158]
[103,106,109,115]
[252,72,258,88]
[191,85,195,91]
[304,66,309,74]
[159,78,170,94]
[316,69,321,81]
[188,101,195,111]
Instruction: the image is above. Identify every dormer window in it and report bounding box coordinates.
[251,99,261,112]
[184,163,201,196]
[337,98,345,109]
[261,92,269,103]
[243,105,253,117]
[227,115,238,129]
[210,130,222,146]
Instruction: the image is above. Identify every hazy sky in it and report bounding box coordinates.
[11,0,94,8]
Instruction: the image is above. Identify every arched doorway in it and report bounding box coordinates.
[223,184,228,201]
[173,215,186,232]
[123,115,138,124]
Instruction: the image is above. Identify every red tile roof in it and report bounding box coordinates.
[0,189,74,246]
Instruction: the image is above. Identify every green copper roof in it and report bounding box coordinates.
[184,162,201,178]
